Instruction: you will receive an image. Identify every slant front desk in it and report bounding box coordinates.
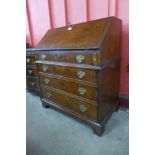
[35,17,122,135]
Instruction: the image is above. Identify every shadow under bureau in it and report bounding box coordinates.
[35,17,122,136]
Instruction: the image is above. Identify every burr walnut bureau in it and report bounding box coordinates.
[35,17,122,136]
[26,48,40,93]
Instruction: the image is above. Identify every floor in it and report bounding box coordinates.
[26,92,129,155]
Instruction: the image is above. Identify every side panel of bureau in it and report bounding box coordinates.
[97,64,120,123]
[96,17,121,123]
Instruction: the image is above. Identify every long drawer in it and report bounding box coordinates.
[39,73,97,101]
[35,51,100,65]
[41,86,97,120]
[37,64,97,83]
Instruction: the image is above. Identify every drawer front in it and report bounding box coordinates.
[39,74,97,101]
[41,86,97,120]
[36,52,99,65]
[26,56,35,65]
[27,78,39,90]
[37,64,97,83]
[26,67,37,76]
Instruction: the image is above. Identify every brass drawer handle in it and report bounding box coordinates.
[44,79,49,84]
[41,54,46,60]
[77,71,85,79]
[76,55,84,63]
[42,65,48,72]
[31,82,35,86]
[80,104,87,112]
[28,70,32,74]
[27,58,30,63]
[47,92,51,98]
[79,87,86,95]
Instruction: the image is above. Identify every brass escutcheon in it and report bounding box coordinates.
[55,52,62,57]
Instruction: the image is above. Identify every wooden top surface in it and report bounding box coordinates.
[36,17,113,50]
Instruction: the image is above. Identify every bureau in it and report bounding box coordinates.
[26,48,40,93]
[35,17,122,135]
